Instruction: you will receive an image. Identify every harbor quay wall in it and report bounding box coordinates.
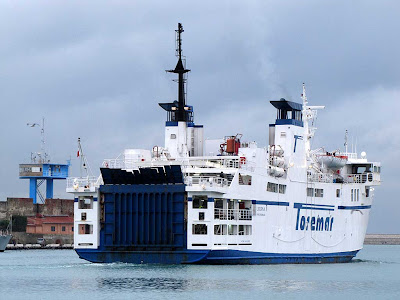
[10,232,73,245]
[0,197,74,245]
[0,197,74,219]
[364,234,400,245]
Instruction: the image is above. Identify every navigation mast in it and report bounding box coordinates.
[166,23,190,122]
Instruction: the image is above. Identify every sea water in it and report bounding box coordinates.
[0,246,399,300]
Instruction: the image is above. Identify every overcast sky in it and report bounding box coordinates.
[0,1,399,233]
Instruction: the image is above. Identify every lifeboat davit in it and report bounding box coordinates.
[317,153,348,169]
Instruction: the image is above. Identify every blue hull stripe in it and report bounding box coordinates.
[294,203,335,208]
[252,200,289,206]
[294,203,334,211]
[338,205,371,210]
[76,249,359,265]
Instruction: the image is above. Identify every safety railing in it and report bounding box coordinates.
[344,173,374,184]
[307,173,333,183]
[214,208,252,220]
[102,156,240,170]
[66,176,99,189]
[185,176,229,188]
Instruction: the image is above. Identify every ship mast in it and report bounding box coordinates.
[167,23,190,122]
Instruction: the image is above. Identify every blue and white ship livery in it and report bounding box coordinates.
[67,23,381,264]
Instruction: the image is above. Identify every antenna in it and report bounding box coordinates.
[27,117,49,163]
[176,22,183,59]
[344,129,348,153]
[301,83,308,107]
[77,137,93,178]
[167,23,190,122]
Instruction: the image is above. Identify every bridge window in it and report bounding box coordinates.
[81,213,87,221]
[192,195,208,209]
[78,196,93,209]
[315,189,324,197]
[238,225,252,235]
[199,212,205,221]
[365,187,370,198]
[267,182,278,192]
[279,184,286,194]
[214,224,227,235]
[79,224,93,235]
[228,225,238,235]
[307,188,314,197]
[336,189,341,198]
[192,224,207,235]
[214,199,224,209]
[351,189,360,201]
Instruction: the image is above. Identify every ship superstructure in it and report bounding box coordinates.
[67,23,381,264]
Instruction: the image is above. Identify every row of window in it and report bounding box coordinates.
[373,166,381,173]
[78,196,94,209]
[267,182,286,194]
[307,188,324,197]
[79,224,93,235]
[192,195,208,209]
[50,226,72,232]
[192,224,252,236]
[351,188,360,202]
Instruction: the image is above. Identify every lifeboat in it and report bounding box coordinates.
[268,166,285,177]
[317,153,348,169]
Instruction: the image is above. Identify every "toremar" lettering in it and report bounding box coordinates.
[295,209,334,231]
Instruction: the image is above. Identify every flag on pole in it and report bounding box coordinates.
[77,150,80,157]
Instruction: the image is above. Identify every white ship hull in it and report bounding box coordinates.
[68,23,380,264]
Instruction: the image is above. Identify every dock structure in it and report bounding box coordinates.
[6,244,73,250]
[19,163,69,204]
[364,234,400,245]
[21,117,69,204]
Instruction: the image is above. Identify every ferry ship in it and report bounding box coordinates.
[67,23,381,264]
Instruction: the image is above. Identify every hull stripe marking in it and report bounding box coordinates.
[338,205,372,210]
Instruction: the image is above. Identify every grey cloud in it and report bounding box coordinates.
[0,0,398,232]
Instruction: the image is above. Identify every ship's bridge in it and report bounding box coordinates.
[159,101,194,126]
[270,98,303,127]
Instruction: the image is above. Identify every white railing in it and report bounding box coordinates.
[214,208,252,220]
[185,176,229,188]
[102,156,240,170]
[307,173,333,183]
[344,173,374,184]
[308,172,376,184]
[102,159,138,169]
[66,176,99,189]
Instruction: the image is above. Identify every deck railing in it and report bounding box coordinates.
[308,172,375,184]
[66,176,99,189]
[102,156,240,170]
[185,176,229,188]
[214,208,252,220]
[307,173,333,183]
[344,173,374,184]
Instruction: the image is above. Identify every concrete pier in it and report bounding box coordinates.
[6,243,73,250]
[364,234,400,245]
